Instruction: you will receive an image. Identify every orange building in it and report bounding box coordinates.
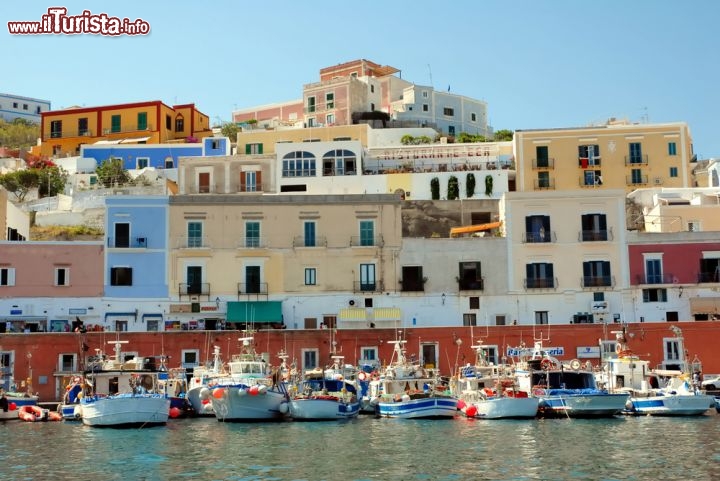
[35,100,213,158]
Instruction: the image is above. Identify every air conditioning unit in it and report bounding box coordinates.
[591,301,608,313]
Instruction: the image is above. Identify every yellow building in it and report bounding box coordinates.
[514,120,694,193]
[238,124,369,155]
[35,100,212,158]
[627,188,720,233]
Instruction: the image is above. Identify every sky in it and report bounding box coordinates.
[3,1,720,157]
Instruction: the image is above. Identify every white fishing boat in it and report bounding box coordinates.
[209,334,288,422]
[454,341,538,419]
[602,327,714,416]
[186,345,227,416]
[515,340,628,418]
[285,355,360,421]
[79,340,170,427]
[370,338,456,419]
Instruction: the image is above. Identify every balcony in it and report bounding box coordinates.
[102,124,154,135]
[48,129,96,139]
[697,272,720,283]
[579,230,612,242]
[635,274,676,285]
[353,280,385,293]
[578,156,602,167]
[578,176,603,188]
[399,278,426,292]
[350,235,384,247]
[533,178,555,190]
[626,174,648,186]
[292,235,328,248]
[532,158,555,169]
[522,231,556,243]
[107,236,148,248]
[524,277,557,289]
[178,282,210,300]
[236,237,268,249]
[238,183,265,193]
[176,236,211,249]
[237,283,269,300]
[625,155,649,166]
[457,278,485,291]
[581,275,615,289]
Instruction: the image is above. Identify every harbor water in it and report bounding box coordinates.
[1,414,720,481]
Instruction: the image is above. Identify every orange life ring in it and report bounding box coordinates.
[541,358,553,370]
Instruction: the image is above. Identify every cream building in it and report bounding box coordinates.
[627,187,720,233]
[514,120,694,193]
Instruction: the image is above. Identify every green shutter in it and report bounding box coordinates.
[245,144,251,154]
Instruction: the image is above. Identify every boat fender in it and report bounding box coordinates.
[199,387,211,400]
[237,388,247,397]
[279,402,289,414]
[258,385,268,395]
[357,372,368,382]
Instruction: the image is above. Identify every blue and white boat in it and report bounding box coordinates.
[209,334,288,422]
[186,345,228,416]
[516,341,628,418]
[370,339,456,419]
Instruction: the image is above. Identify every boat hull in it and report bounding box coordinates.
[80,394,170,427]
[627,394,714,416]
[461,396,539,419]
[0,395,39,421]
[288,398,360,420]
[537,392,629,418]
[210,385,287,422]
[377,396,457,419]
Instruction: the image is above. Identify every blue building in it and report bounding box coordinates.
[104,196,169,331]
[82,136,230,170]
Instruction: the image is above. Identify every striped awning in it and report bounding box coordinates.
[373,307,401,321]
[689,297,720,314]
[338,307,367,322]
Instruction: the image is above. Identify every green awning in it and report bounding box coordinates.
[226,301,282,323]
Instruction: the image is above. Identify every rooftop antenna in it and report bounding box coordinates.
[427,64,433,88]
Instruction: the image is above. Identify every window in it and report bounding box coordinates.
[469,297,480,309]
[458,261,483,290]
[578,145,601,166]
[581,213,608,241]
[643,288,667,302]
[175,116,184,132]
[537,171,551,189]
[688,221,700,232]
[182,350,200,369]
[359,263,376,291]
[245,143,263,154]
[645,258,662,284]
[536,146,549,168]
[305,268,316,286]
[582,261,611,287]
[449,126,455,136]
[326,113,335,125]
[55,267,69,286]
[698,257,720,283]
[629,142,643,164]
[136,157,149,169]
[187,266,202,294]
[304,221,316,247]
[326,92,334,109]
[111,115,121,133]
[443,107,454,116]
[166,115,172,130]
[471,113,477,122]
[360,347,378,365]
[307,96,316,113]
[12,102,18,108]
[50,120,62,138]
[631,168,644,184]
[668,142,677,156]
[370,85,375,93]
[525,215,551,243]
[359,220,374,246]
[23,104,28,110]
[187,221,202,248]
[535,311,549,325]
[245,221,260,248]
[664,338,681,364]
[0,267,16,286]
[370,103,375,111]
[113,222,130,248]
[495,315,506,326]
[670,167,678,177]
[137,112,147,131]
[78,118,88,136]
[245,265,261,294]
[583,170,603,186]
[110,267,132,286]
[322,149,356,176]
[59,353,76,371]
[401,266,424,292]
[243,171,258,192]
[526,263,554,289]
[282,151,316,177]
[210,139,221,150]
[164,157,174,169]
[423,104,429,112]
[198,172,210,193]
[463,313,477,326]
[422,91,428,98]
[302,349,318,370]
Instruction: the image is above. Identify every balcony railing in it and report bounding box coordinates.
[581,275,615,288]
[350,235,384,247]
[238,183,265,193]
[353,280,384,293]
[698,272,720,283]
[625,155,649,166]
[107,236,148,248]
[292,235,328,248]
[626,174,649,186]
[578,176,603,188]
[48,129,96,139]
[533,178,555,190]
[102,124,154,135]
[458,278,485,291]
[236,237,268,249]
[579,230,612,242]
[522,231,556,243]
[400,279,425,292]
[524,277,557,289]
[178,282,210,297]
[578,156,602,167]
[176,236,211,249]
[532,158,555,169]
[237,282,269,295]
[635,274,676,285]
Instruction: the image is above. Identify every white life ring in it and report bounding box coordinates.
[357,372,368,382]
[570,359,581,371]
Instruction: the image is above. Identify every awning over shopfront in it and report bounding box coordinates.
[105,311,138,322]
[226,301,282,323]
[372,307,402,322]
[338,307,367,322]
[689,297,720,314]
[450,221,502,237]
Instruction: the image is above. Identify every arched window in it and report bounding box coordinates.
[322,149,356,176]
[282,151,316,177]
[175,114,185,133]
